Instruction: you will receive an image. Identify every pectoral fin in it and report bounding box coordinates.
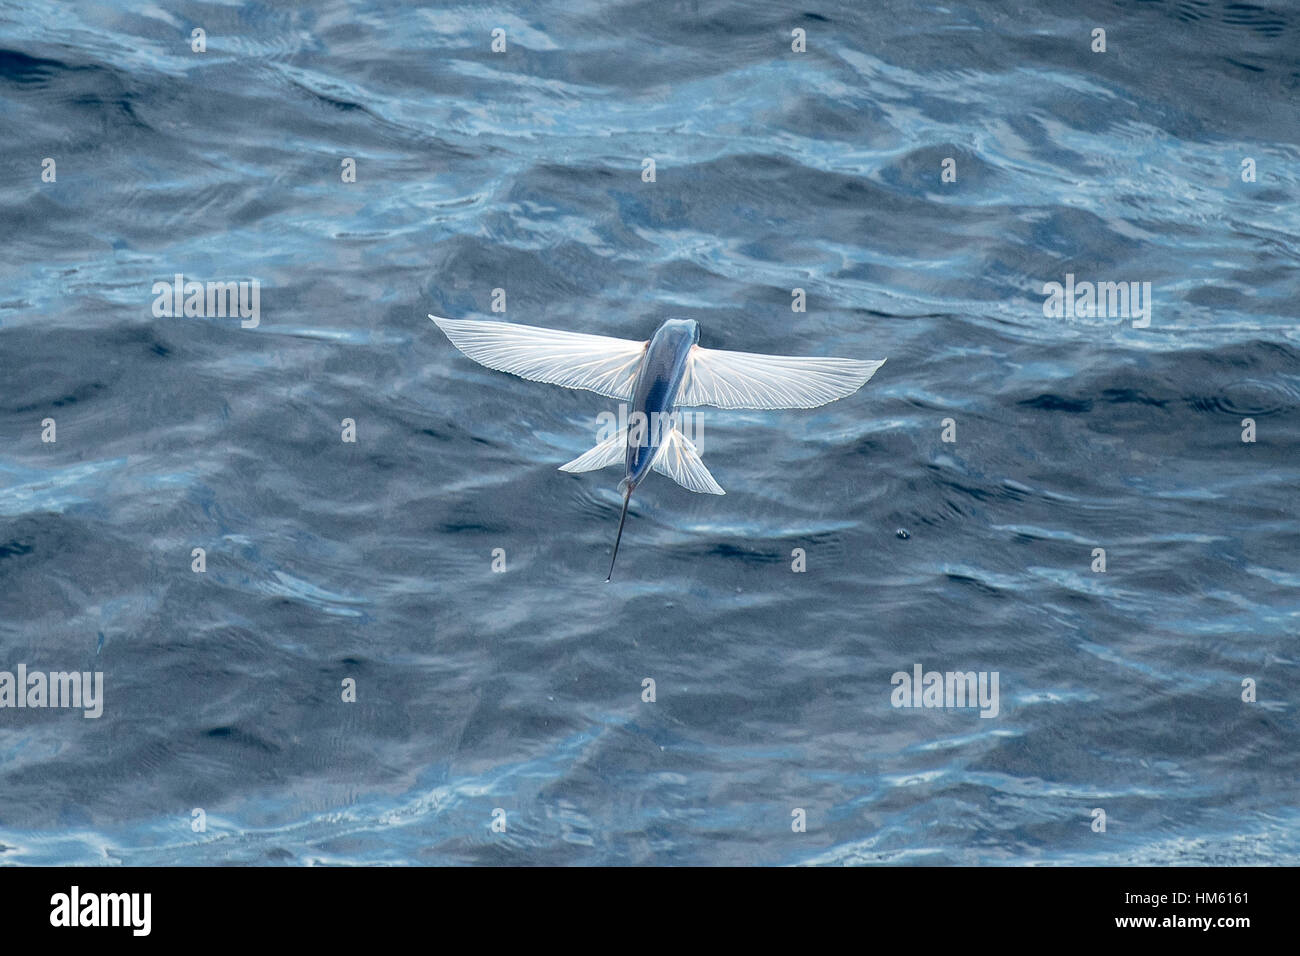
[678,345,885,409]
[431,315,648,401]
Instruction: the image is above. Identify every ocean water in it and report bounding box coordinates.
[1,0,1297,866]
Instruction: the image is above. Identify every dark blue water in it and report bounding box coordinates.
[1,0,1297,865]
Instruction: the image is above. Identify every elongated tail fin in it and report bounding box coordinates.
[606,481,633,582]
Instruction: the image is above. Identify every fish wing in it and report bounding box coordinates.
[430,316,648,401]
[677,345,885,409]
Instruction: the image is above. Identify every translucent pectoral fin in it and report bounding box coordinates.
[652,427,724,495]
[559,430,626,473]
[430,316,648,401]
[678,345,886,409]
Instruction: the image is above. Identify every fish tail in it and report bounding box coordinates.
[606,481,633,582]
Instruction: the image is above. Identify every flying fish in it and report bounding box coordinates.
[430,315,885,580]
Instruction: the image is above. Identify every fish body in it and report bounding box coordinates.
[623,318,699,491]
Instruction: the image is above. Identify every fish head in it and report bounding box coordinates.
[653,317,699,350]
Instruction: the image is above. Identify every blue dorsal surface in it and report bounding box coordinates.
[623,318,699,491]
